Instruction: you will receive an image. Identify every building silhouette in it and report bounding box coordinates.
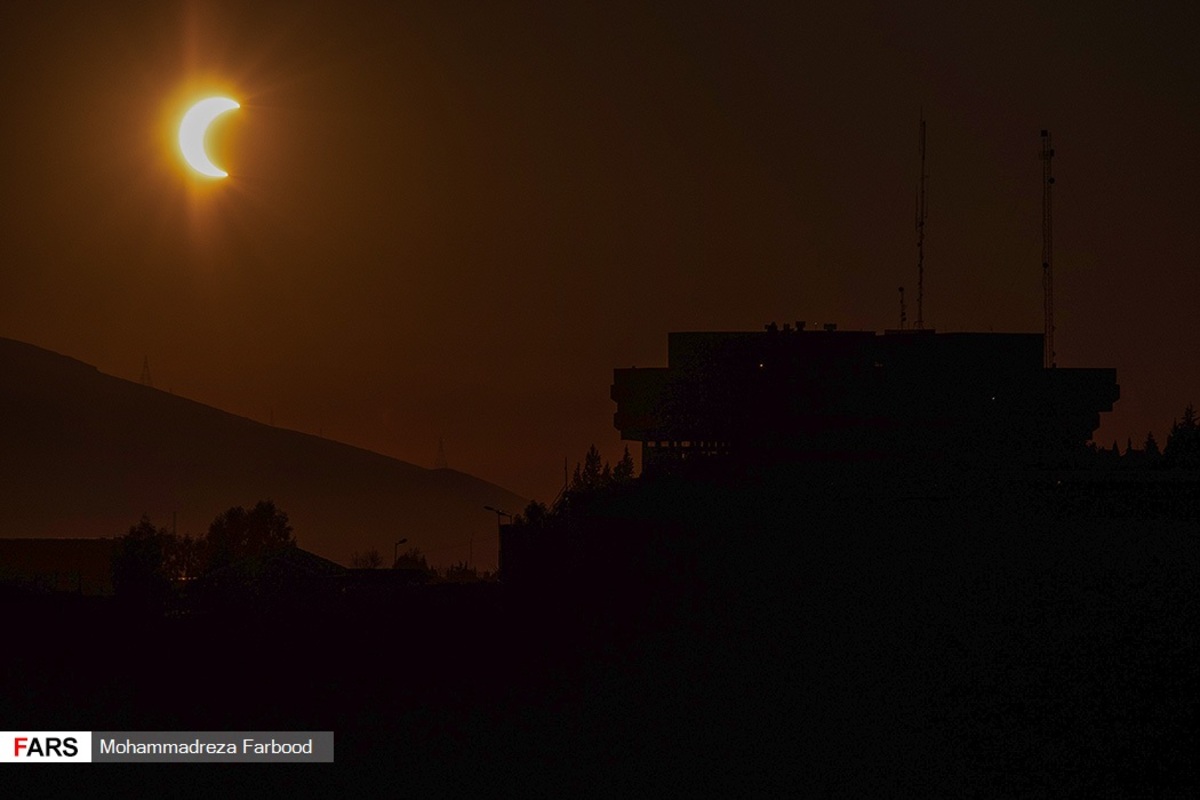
[0,538,118,596]
[612,324,1119,470]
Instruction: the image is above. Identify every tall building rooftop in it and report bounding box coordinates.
[612,325,1119,469]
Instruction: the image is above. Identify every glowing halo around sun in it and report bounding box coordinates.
[178,97,240,178]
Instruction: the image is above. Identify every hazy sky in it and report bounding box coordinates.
[2,1,1198,499]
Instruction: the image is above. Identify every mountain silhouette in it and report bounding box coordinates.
[0,338,525,568]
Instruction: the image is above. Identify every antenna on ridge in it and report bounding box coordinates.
[434,437,448,470]
[140,356,153,387]
[1041,129,1056,368]
[916,111,928,330]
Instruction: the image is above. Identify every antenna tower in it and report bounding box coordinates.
[898,286,907,330]
[434,437,448,470]
[140,356,153,387]
[916,113,928,330]
[1041,129,1055,368]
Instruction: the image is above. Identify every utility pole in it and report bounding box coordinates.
[483,505,512,574]
[916,113,928,330]
[1041,129,1056,368]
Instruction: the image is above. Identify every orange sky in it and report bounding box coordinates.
[2,1,1198,499]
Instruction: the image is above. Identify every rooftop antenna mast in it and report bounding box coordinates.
[916,112,928,330]
[898,286,907,330]
[1041,129,1056,368]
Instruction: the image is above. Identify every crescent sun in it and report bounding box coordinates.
[179,97,240,178]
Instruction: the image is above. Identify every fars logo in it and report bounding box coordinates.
[0,732,92,763]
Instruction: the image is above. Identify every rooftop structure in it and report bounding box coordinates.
[612,325,1119,470]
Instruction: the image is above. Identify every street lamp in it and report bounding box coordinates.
[484,503,513,578]
[484,506,513,524]
[482,506,513,574]
[393,537,409,568]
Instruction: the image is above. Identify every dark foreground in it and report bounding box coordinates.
[3,467,1199,795]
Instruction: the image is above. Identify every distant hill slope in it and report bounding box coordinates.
[0,338,526,568]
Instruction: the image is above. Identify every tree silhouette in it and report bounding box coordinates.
[1164,404,1200,469]
[393,546,430,571]
[442,561,479,582]
[570,446,605,492]
[351,548,384,569]
[582,445,604,489]
[203,500,295,572]
[112,515,174,608]
[172,534,202,580]
[567,445,638,495]
[1144,431,1162,461]
[517,500,550,526]
[612,446,636,483]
